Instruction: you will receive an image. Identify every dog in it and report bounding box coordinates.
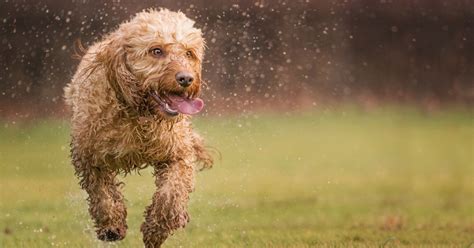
[64,9,213,247]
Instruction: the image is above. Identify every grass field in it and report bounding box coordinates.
[0,108,473,247]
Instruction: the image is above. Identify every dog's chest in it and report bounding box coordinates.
[104,119,195,169]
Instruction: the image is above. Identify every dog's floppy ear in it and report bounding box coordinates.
[97,33,141,108]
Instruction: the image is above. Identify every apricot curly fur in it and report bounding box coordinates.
[64,8,213,247]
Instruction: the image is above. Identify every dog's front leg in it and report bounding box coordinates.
[141,160,195,248]
[71,148,128,241]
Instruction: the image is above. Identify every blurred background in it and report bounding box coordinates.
[1,0,473,118]
[0,0,473,247]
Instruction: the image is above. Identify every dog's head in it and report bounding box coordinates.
[96,9,206,118]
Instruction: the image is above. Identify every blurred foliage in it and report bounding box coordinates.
[0,0,473,119]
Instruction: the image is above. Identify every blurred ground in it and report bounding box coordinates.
[0,108,473,247]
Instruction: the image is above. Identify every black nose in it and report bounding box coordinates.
[175,71,194,87]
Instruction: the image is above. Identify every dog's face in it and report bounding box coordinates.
[99,9,206,118]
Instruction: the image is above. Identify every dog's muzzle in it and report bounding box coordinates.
[175,71,194,88]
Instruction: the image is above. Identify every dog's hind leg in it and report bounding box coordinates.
[141,160,195,248]
[71,147,128,242]
[192,133,214,170]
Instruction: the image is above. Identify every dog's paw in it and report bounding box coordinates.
[97,226,127,242]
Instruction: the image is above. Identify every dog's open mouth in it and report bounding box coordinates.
[149,90,204,116]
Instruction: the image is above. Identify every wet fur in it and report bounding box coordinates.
[64,9,213,247]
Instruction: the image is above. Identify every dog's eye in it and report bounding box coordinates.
[151,48,163,57]
[186,51,194,59]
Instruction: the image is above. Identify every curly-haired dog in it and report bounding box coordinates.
[64,9,213,247]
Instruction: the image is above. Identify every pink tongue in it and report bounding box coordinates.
[168,95,204,115]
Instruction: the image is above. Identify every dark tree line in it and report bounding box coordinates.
[1,0,473,118]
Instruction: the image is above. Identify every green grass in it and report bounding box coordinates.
[1,108,473,247]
